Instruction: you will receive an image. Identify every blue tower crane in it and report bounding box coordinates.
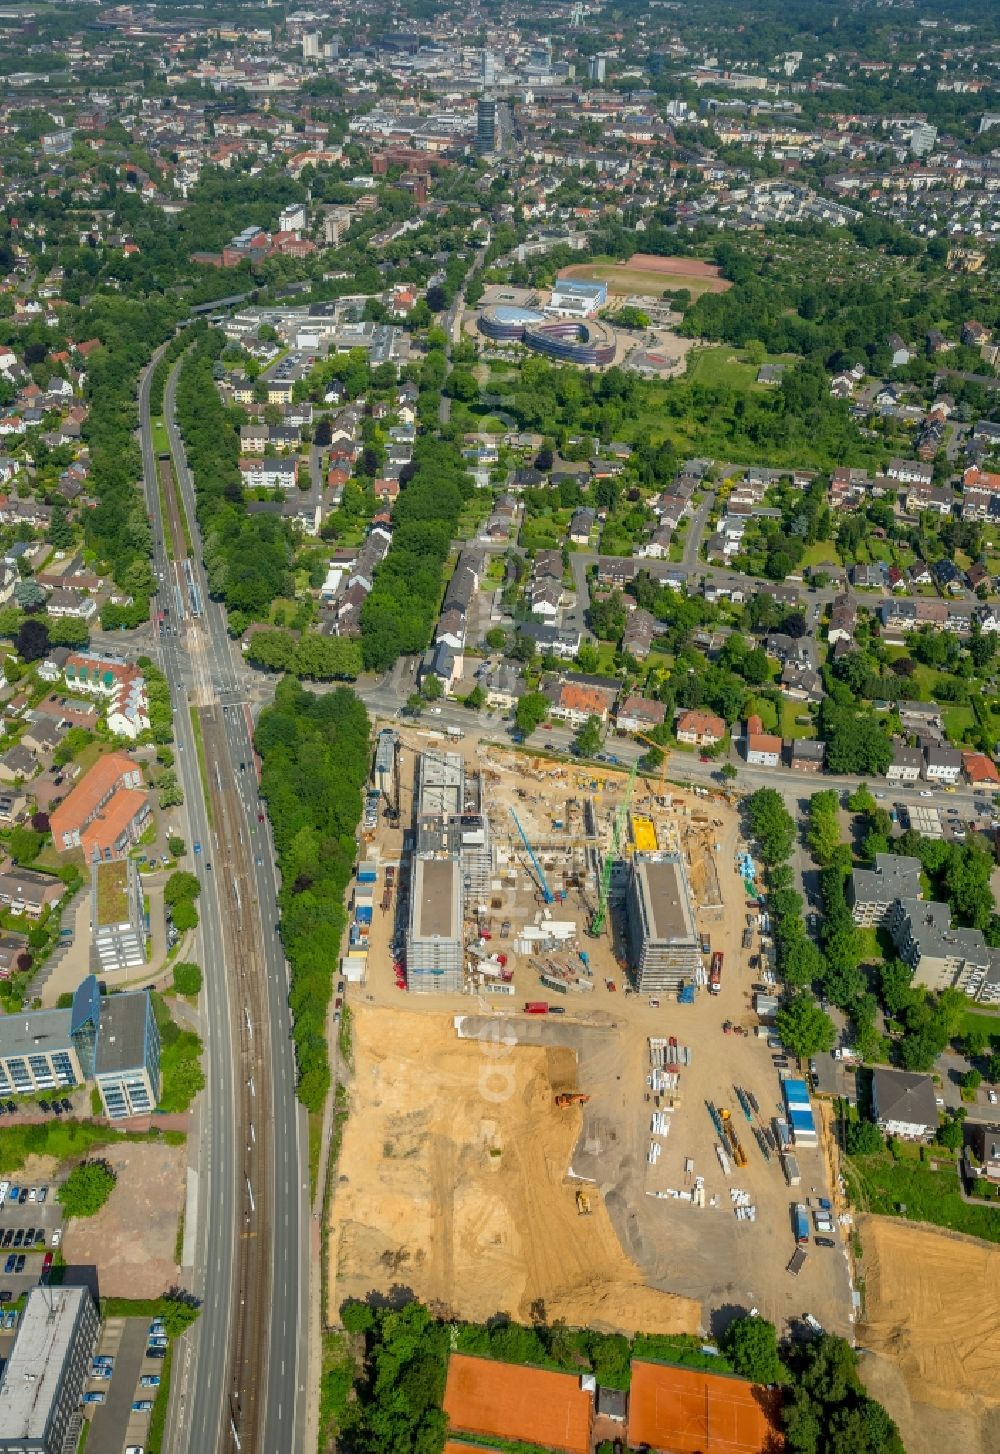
[510,808,554,904]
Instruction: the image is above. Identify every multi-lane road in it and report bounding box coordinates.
[139,349,308,1454]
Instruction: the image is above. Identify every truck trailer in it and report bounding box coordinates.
[709,952,723,995]
[792,1202,809,1245]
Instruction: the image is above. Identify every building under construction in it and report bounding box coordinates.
[406,750,494,992]
[625,852,701,992]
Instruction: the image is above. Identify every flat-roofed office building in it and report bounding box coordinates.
[0,1286,99,1454]
[625,852,701,991]
[93,988,160,1119]
[407,856,463,993]
[0,1008,82,1097]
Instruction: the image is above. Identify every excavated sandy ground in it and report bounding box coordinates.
[857,1216,1000,1454]
[328,1003,700,1336]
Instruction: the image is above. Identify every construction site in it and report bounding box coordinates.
[329,727,854,1341]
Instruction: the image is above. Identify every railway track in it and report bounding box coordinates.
[202,705,273,1454]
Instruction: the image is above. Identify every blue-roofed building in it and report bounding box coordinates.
[783,1077,818,1146]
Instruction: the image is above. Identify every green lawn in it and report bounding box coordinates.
[780,699,816,740]
[848,1145,1000,1242]
[687,347,762,391]
[942,705,977,745]
[799,540,842,569]
[960,1008,1000,1045]
[150,416,170,455]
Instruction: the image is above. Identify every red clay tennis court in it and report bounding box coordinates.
[444,1353,594,1454]
[627,1361,783,1453]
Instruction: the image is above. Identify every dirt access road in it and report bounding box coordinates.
[328,1003,699,1336]
[857,1217,1000,1454]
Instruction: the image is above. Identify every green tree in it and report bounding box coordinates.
[574,714,603,758]
[164,871,200,906]
[720,1315,788,1385]
[515,691,549,737]
[845,1120,884,1156]
[421,673,443,701]
[167,834,186,858]
[172,962,203,997]
[775,991,836,1058]
[8,826,43,864]
[747,788,796,865]
[58,1159,117,1218]
[807,790,842,866]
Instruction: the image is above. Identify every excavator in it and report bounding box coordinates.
[554,1092,591,1108]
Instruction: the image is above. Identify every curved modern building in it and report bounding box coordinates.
[478,306,616,366]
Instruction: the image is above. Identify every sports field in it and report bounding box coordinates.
[627,1361,782,1454]
[560,253,731,298]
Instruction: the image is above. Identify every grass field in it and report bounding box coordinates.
[151,416,170,455]
[960,1008,1000,1044]
[560,256,730,298]
[847,1144,1000,1242]
[686,347,785,390]
[800,540,842,569]
[780,699,817,740]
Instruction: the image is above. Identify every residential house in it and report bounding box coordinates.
[848,853,922,926]
[49,753,150,861]
[827,596,857,645]
[547,681,617,728]
[46,589,97,621]
[887,334,913,367]
[0,744,39,783]
[789,738,825,773]
[616,696,666,735]
[765,633,810,666]
[0,867,64,919]
[962,753,1000,788]
[745,714,781,768]
[481,664,525,712]
[886,744,924,783]
[923,745,962,785]
[871,1067,937,1141]
[675,710,726,748]
[622,609,656,661]
[568,508,595,544]
[781,664,823,703]
[888,458,933,486]
[239,456,297,491]
[899,701,945,736]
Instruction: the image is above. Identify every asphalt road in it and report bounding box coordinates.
[140,352,308,1454]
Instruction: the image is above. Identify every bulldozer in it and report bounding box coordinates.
[555,1092,591,1108]
[575,1188,592,1216]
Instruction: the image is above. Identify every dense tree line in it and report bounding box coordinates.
[77,295,180,601]
[359,437,473,670]
[175,332,294,619]
[332,1300,904,1454]
[256,678,370,1111]
[244,629,362,681]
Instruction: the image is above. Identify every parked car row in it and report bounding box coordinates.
[0,1182,49,1206]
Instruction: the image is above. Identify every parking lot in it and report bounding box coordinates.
[85,1315,166,1454]
[0,1176,63,1311]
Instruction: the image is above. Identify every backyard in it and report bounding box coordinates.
[845,1141,1000,1243]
